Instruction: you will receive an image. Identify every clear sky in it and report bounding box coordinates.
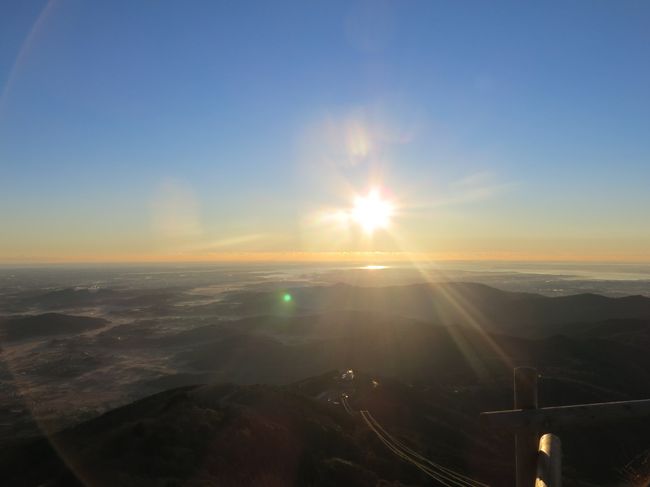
[1,1,649,263]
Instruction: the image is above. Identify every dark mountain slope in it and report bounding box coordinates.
[4,368,649,487]
[0,382,428,487]
[149,309,650,397]
[225,282,650,337]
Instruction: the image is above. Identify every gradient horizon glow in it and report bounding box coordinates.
[1,1,650,264]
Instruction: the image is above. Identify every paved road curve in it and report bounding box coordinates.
[341,394,488,487]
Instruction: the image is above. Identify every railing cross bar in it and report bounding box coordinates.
[482,397,650,430]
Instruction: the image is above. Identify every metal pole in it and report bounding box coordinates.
[514,367,539,487]
[535,433,561,487]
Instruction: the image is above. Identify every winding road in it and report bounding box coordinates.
[340,394,489,487]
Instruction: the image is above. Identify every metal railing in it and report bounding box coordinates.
[481,367,650,487]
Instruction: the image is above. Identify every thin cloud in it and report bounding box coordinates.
[433,171,516,208]
[182,234,268,253]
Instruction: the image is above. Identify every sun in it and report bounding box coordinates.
[351,189,394,234]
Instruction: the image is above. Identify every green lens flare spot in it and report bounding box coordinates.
[283,293,292,303]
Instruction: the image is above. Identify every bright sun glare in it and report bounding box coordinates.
[351,189,394,234]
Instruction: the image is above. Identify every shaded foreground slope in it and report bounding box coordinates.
[4,367,650,486]
[0,381,431,487]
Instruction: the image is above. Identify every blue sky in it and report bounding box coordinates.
[1,1,649,262]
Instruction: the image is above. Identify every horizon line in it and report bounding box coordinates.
[1,251,650,266]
